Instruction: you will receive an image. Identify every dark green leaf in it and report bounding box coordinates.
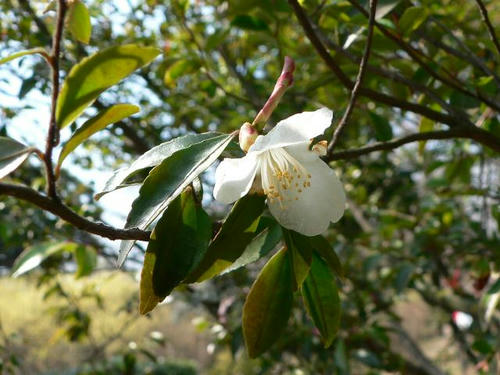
[66,0,92,44]
[309,236,343,278]
[231,15,269,31]
[119,133,234,266]
[399,7,428,36]
[56,44,160,128]
[221,219,282,275]
[487,279,500,295]
[302,253,341,348]
[0,137,32,179]
[139,188,211,314]
[95,133,220,200]
[283,230,312,291]
[58,104,139,169]
[369,112,393,141]
[18,76,37,99]
[242,247,294,358]
[185,194,267,282]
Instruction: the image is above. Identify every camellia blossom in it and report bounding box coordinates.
[213,108,346,236]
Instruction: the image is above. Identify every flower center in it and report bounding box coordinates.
[259,148,311,209]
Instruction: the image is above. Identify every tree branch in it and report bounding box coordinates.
[327,128,477,161]
[328,0,378,153]
[44,0,66,199]
[474,0,500,57]
[0,183,151,241]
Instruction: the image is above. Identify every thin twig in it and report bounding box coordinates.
[0,183,151,241]
[44,0,67,199]
[327,128,470,161]
[328,0,378,154]
[474,0,500,57]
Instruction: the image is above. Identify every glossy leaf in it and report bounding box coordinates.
[399,7,427,36]
[11,242,78,277]
[242,247,294,358]
[66,0,92,44]
[302,253,341,348]
[309,236,343,278]
[185,194,267,282]
[118,133,234,266]
[95,133,219,200]
[0,48,47,66]
[140,188,211,314]
[57,104,139,169]
[283,230,312,291]
[0,137,32,179]
[56,44,160,128]
[221,218,282,275]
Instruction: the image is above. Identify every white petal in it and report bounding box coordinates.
[213,154,259,204]
[249,108,333,153]
[267,157,345,236]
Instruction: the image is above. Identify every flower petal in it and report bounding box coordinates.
[249,108,333,153]
[267,157,345,236]
[213,154,259,204]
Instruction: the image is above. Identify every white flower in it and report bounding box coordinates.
[213,108,346,236]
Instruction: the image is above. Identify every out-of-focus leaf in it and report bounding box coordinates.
[394,263,414,293]
[221,218,282,275]
[95,133,220,200]
[369,112,393,141]
[164,58,201,87]
[11,242,78,277]
[231,15,269,31]
[302,253,341,348]
[399,7,428,36]
[66,0,92,44]
[418,117,434,155]
[185,194,267,282]
[242,247,293,358]
[0,48,47,66]
[56,44,160,128]
[74,246,97,278]
[375,0,401,19]
[18,76,37,99]
[0,137,32,179]
[487,279,500,295]
[140,188,211,314]
[119,133,234,266]
[57,104,139,169]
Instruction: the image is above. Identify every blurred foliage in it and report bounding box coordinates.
[1,0,499,373]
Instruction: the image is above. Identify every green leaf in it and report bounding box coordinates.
[56,44,160,129]
[231,15,269,31]
[164,58,201,87]
[0,137,32,179]
[418,117,434,155]
[66,0,92,44]
[185,194,267,282]
[399,7,428,36]
[118,133,234,266]
[487,279,500,295]
[283,230,312,291]
[74,246,97,278]
[369,112,393,141]
[310,236,343,278]
[139,188,211,314]
[0,48,47,66]
[95,133,220,200]
[11,242,78,277]
[302,253,341,348]
[57,104,139,169]
[221,218,282,275]
[242,247,294,358]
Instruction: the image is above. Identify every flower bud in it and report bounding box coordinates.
[239,122,259,152]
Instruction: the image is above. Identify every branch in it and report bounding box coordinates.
[328,0,378,153]
[0,183,151,241]
[44,0,67,199]
[287,0,469,129]
[474,0,500,57]
[327,128,484,161]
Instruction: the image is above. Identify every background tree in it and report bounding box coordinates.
[0,0,499,373]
